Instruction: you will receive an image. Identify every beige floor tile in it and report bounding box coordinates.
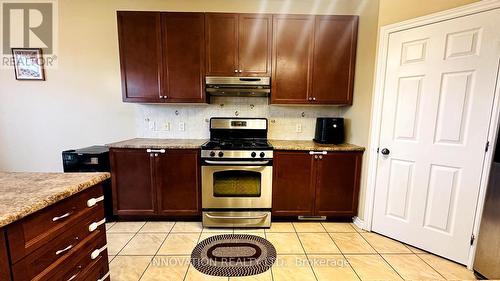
[346,255,403,281]
[265,222,295,233]
[272,255,316,281]
[329,233,377,254]
[322,222,356,233]
[293,222,326,233]
[350,223,366,233]
[308,255,360,281]
[229,270,272,281]
[298,233,340,254]
[406,244,427,254]
[119,233,167,255]
[203,227,234,233]
[140,221,175,233]
[107,221,145,233]
[234,228,266,234]
[106,233,135,255]
[265,233,304,254]
[418,254,477,280]
[199,232,230,241]
[109,255,152,281]
[184,265,228,281]
[105,222,116,230]
[383,254,444,280]
[171,222,203,233]
[157,233,200,255]
[361,233,412,254]
[141,256,190,281]
[108,255,115,263]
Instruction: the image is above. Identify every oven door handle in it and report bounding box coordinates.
[205,213,269,220]
[204,160,270,165]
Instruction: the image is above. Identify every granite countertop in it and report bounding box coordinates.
[269,140,365,152]
[106,138,208,149]
[0,172,110,228]
[106,138,365,151]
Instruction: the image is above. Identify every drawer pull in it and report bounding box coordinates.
[90,244,107,260]
[67,272,78,281]
[56,244,74,255]
[97,271,110,281]
[52,212,71,222]
[89,218,106,232]
[87,195,105,207]
[309,151,327,155]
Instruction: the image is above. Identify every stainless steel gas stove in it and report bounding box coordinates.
[201,118,273,228]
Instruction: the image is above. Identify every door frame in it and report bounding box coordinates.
[363,0,500,269]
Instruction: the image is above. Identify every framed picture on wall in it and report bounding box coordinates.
[11,48,45,80]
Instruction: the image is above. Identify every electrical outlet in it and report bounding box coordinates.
[162,121,170,131]
[149,120,156,130]
[179,122,185,131]
[296,123,302,133]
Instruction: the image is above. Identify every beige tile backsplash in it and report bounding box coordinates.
[136,97,343,140]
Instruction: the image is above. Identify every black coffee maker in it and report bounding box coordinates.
[314,118,345,144]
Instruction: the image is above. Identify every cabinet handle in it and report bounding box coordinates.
[239,70,243,73]
[313,97,316,101]
[154,153,158,157]
[87,195,104,208]
[314,155,318,159]
[234,70,238,73]
[67,273,78,281]
[319,155,323,160]
[97,272,110,281]
[56,244,74,255]
[89,218,106,232]
[52,212,71,222]
[308,97,313,101]
[91,244,108,260]
[146,149,166,153]
[309,151,327,155]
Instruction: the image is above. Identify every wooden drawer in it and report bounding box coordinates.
[28,227,107,281]
[0,229,11,281]
[78,256,110,281]
[7,183,105,262]
[12,207,106,281]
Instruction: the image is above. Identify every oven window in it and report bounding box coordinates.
[213,170,261,197]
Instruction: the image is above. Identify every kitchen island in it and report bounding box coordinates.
[0,172,110,281]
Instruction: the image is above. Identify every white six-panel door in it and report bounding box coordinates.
[372,8,500,264]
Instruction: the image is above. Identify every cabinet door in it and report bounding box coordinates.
[117,12,163,102]
[205,13,239,76]
[162,13,206,103]
[272,151,315,216]
[110,149,156,215]
[155,150,201,217]
[0,230,11,281]
[238,14,272,76]
[314,152,362,216]
[311,16,358,105]
[271,15,314,104]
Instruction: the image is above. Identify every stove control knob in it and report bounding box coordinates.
[218,151,224,157]
[251,152,257,158]
[260,152,265,158]
[209,151,216,157]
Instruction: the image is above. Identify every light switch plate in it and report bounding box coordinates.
[296,123,302,133]
[179,122,185,131]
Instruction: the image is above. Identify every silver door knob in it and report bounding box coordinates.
[381,148,390,155]
[313,97,316,101]
[319,155,323,159]
[314,155,318,159]
[308,97,313,101]
[234,70,238,73]
[239,70,243,73]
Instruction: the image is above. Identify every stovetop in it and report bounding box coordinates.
[201,139,273,151]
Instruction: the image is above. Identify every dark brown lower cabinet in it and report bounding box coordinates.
[110,148,200,218]
[0,230,11,281]
[272,151,362,217]
[155,150,201,216]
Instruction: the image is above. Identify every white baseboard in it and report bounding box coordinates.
[353,216,367,231]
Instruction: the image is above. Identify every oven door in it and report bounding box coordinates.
[202,164,272,209]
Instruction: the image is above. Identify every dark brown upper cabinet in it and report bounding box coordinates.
[117,11,206,103]
[271,15,358,105]
[271,15,315,104]
[118,12,163,103]
[206,13,272,76]
[161,12,206,103]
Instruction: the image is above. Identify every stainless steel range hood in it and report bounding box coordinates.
[205,76,270,98]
